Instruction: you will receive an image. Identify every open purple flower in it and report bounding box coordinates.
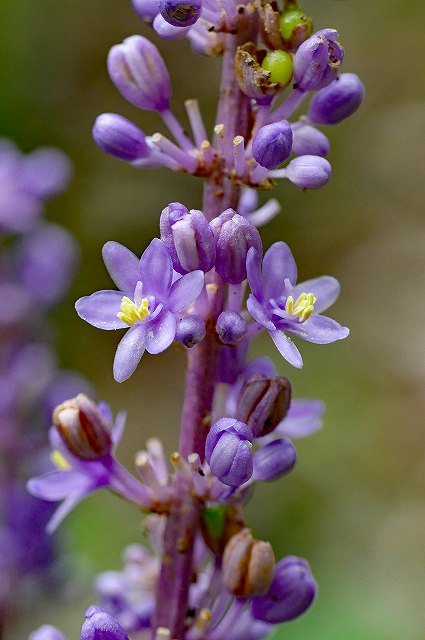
[75,238,204,382]
[246,242,349,368]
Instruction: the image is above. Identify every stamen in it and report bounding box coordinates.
[118,296,150,326]
[51,450,71,470]
[285,292,316,322]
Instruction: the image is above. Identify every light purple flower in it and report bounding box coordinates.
[246,242,349,367]
[275,399,325,439]
[75,239,204,382]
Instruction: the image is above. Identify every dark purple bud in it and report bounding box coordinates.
[308,73,365,125]
[286,155,331,189]
[132,0,160,20]
[158,0,202,27]
[81,606,129,640]
[236,374,291,438]
[53,394,112,461]
[293,29,344,92]
[252,556,317,623]
[210,209,262,284]
[292,124,330,157]
[160,202,216,274]
[175,315,206,347]
[253,439,297,482]
[29,626,67,640]
[107,36,171,112]
[92,113,150,161]
[205,418,253,487]
[216,311,247,345]
[223,528,275,597]
[252,121,293,170]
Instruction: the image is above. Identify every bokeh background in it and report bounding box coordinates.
[1,0,425,638]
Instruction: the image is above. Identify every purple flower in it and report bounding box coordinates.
[205,418,253,487]
[92,113,150,161]
[252,121,293,170]
[28,625,67,640]
[275,399,325,439]
[216,311,247,345]
[75,239,204,382]
[292,124,330,157]
[308,72,365,125]
[285,155,331,189]
[80,606,130,640]
[246,242,349,367]
[293,29,344,92]
[252,438,297,482]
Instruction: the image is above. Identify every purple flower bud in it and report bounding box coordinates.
[216,311,247,345]
[81,606,129,640]
[210,209,262,284]
[132,0,159,20]
[153,13,192,39]
[308,73,365,125]
[160,202,216,274]
[292,124,330,157]
[53,394,112,461]
[92,113,150,161]
[107,36,171,112]
[252,556,317,623]
[286,155,331,189]
[29,626,67,640]
[205,418,253,487]
[223,528,275,597]
[252,121,293,170]
[175,315,206,347]
[293,29,344,92]
[236,374,291,437]
[253,439,297,482]
[158,0,202,27]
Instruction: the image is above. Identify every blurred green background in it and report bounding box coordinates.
[2,0,425,638]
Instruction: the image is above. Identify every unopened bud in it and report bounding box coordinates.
[252,121,293,170]
[236,374,291,437]
[292,124,330,157]
[216,311,247,345]
[293,29,344,92]
[285,155,331,189]
[81,606,129,640]
[205,418,253,487]
[253,439,297,482]
[158,0,202,27]
[92,113,150,161]
[53,394,112,460]
[308,73,365,125]
[175,315,206,347]
[222,528,275,597]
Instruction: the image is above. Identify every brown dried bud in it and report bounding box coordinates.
[53,393,112,460]
[261,4,285,51]
[222,528,275,597]
[236,374,291,437]
[234,43,280,100]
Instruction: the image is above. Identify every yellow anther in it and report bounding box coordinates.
[51,450,71,470]
[285,292,316,322]
[117,296,150,326]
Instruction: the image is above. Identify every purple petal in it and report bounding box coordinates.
[144,311,176,354]
[287,314,349,344]
[262,242,297,300]
[27,470,90,501]
[246,247,264,301]
[113,325,146,382]
[111,411,127,450]
[76,291,127,330]
[277,399,325,438]
[139,238,172,300]
[269,329,303,368]
[294,276,340,314]
[46,493,87,533]
[246,295,276,331]
[168,270,204,312]
[102,242,141,295]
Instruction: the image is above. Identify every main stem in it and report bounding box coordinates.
[153,30,253,639]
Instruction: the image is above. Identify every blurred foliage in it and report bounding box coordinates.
[1,0,425,638]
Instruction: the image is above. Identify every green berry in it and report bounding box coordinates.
[261,50,293,88]
[279,9,313,44]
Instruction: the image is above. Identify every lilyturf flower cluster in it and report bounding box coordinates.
[27,1,364,639]
[0,139,90,630]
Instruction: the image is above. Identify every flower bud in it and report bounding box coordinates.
[158,0,202,27]
[53,394,112,461]
[92,113,150,161]
[293,29,344,92]
[252,556,317,623]
[205,418,253,487]
[279,9,313,51]
[160,203,216,274]
[81,606,129,640]
[236,374,291,437]
[175,315,206,347]
[107,36,171,112]
[261,50,293,89]
[292,124,330,157]
[223,528,275,597]
[216,311,247,345]
[29,626,67,640]
[253,439,297,482]
[286,155,331,189]
[210,209,262,284]
[132,0,160,20]
[308,73,365,125]
[153,14,192,40]
[252,121,293,170]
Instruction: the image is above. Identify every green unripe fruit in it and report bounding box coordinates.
[261,50,293,88]
[279,9,313,48]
